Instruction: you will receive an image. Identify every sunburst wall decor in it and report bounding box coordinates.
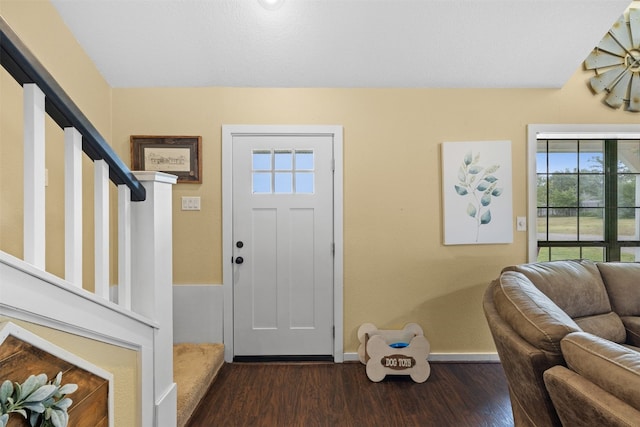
[584,7,640,112]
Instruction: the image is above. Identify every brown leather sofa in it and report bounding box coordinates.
[483,259,640,426]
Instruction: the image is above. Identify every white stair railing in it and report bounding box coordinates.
[1,16,177,427]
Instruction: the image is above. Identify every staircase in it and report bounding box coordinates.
[173,343,224,427]
[0,15,224,426]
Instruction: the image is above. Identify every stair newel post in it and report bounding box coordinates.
[130,171,178,427]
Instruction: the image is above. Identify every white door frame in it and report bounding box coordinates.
[222,125,344,363]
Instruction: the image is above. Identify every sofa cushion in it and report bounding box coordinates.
[502,260,611,318]
[574,312,626,344]
[493,272,580,353]
[560,332,640,413]
[597,262,640,316]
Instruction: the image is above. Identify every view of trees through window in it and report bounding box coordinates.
[537,139,640,262]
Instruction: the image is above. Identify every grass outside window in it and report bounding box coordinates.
[537,216,639,262]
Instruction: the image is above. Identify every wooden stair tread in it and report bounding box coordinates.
[173,343,224,427]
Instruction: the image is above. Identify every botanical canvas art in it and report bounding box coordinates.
[442,141,513,245]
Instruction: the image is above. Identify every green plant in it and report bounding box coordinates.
[0,372,77,427]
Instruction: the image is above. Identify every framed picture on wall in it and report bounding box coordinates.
[441,140,513,245]
[131,135,202,183]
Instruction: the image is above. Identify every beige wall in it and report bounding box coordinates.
[4,0,640,360]
[111,77,640,354]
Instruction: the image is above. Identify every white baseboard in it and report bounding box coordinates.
[343,352,500,363]
[428,353,500,362]
[173,284,223,344]
[343,352,360,362]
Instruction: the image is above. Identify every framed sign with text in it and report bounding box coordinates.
[131,135,202,183]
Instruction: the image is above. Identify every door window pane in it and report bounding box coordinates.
[295,172,314,193]
[296,151,314,170]
[253,151,271,170]
[275,151,292,170]
[253,172,271,193]
[275,172,292,193]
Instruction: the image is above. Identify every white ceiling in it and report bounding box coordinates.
[50,0,632,89]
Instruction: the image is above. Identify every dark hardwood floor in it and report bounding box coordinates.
[187,361,513,427]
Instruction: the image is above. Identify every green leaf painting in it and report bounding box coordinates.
[454,151,503,242]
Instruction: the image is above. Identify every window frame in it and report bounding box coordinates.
[527,125,640,263]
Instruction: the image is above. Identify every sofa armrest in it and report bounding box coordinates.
[492,272,580,353]
[483,284,563,427]
[544,365,640,427]
[560,332,640,412]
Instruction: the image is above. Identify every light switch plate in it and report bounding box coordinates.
[181,196,201,211]
[516,216,526,231]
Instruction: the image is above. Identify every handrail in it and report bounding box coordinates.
[0,16,145,201]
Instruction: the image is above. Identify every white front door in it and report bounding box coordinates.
[231,132,335,357]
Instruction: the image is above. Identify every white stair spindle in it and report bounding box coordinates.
[118,185,132,309]
[23,84,46,268]
[65,127,83,286]
[94,159,110,299]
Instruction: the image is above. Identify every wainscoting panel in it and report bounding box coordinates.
[173,285,223,344]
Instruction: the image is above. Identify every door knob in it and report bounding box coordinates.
[235,256,244,264]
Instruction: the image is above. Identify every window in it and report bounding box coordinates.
[535,136,640,262]
[252,149,314,194]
